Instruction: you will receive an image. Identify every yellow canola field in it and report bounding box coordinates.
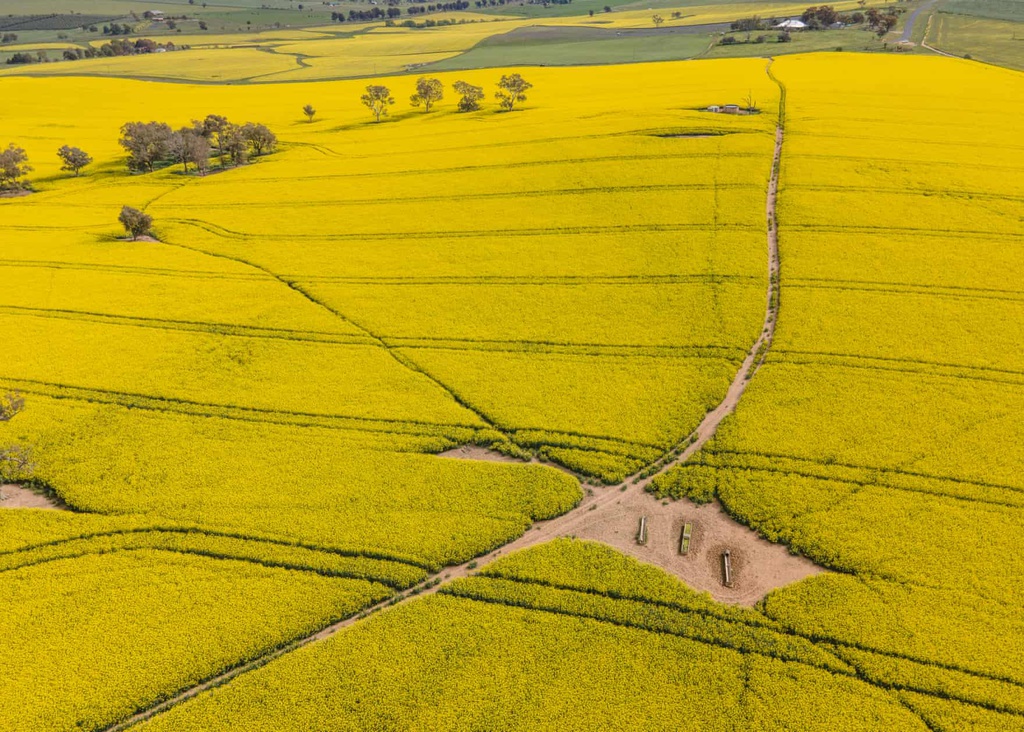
[0,58,779,730]
[653,53,1024,730]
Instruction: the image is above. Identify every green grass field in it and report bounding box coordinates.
[928,11,1024,68]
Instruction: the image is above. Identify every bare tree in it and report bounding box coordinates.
[361,85,394,122]
[192,114,230,163]
[0,144,31,190]
[410,77,444,112]
[56,145,93,177]
[495,74,533,112]
[302,104,316,122]
[453,81,485,112]
[220,124,249,167]
[119,121,172,173]
[242,122,277,157]
[0,392,24,422]
[744,90,757,112]
[0,445,34,483]
[652,14,664,27]
[169,128,210,174]
[119,205,153,240]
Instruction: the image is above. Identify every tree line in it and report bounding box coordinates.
[6,38,185,66]
[354,74,533,122]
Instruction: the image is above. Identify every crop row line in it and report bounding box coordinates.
[393,340,746,362]
[0,259,269,282]
[699,460,1024,509]
[782,183,1024,203]
[191,150,767,186]
[786,277,1024,298]
[783,128,1024,153]
[0,305,378,346]
[704,449,1024,495]
[0,526,435,572]
[772,349,1024,379]
[768,352,1024,387]
[474,571,1024,691]
[0,544,411,590]
[785,281,1024,303]
[158,182,761,210]
[0,375,485,435]
[284,131,765,166]
[782,223,1024,239]
[442,586,1024,718]
[294,273,761,286]
[166,217,759,242]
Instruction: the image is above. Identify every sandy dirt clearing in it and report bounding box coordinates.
[0,484,63,510]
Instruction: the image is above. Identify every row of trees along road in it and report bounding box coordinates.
[353,74,533,122]
[119,115,277,174]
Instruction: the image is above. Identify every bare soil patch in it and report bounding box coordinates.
[569,490,822,605]
[0,484,63,510]
[438,445,524,463]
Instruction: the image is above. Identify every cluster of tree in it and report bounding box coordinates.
[394,18,463,27]
[866,8,900,37]
[360,74,531,122]
[331,0,469,21]
[6,52,49,65]
[800,5,842,27]
[119,116,277,175]
[61,38,181,62]
[102,23,136,35]
[0,144,32,192]
[0,33,18,44]
[473,0,510,6]
[730,16,780,32]
[800,5,894,33]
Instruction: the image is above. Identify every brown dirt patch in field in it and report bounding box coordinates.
[0,484,63,510]
[568,489,822,605]
[438,445,524,463]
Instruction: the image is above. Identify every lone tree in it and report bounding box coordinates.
[119,205,153,241]
[652,14,664,27]
[410,77,444,112]
[495,73,532,112]
[361,85,394,122]
[0,144,31,191]
[453,80,485,112]
[56,145,92,177]
[242,122,277,157]
[302,103,316,122]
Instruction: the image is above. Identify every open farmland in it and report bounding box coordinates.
[0,58,784,730]
[1,2,1023,726]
